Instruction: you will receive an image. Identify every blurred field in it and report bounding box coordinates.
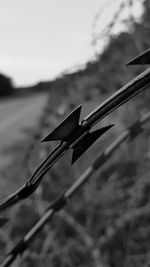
[0,93,47,169]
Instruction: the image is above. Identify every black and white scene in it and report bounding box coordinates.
[0,1,150,266]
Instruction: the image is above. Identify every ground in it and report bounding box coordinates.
[0,93,47,169]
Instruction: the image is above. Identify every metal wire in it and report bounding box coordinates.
[0,67,150,213]
[1,111,150,267]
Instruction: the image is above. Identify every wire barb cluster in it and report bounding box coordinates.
[0,55,150,266]
[1,111,150,267]
[0,66,150,214]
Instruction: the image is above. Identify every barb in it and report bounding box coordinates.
[0,63,150,213]
[1,110,150,267]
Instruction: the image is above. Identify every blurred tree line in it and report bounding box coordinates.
[0,73,14,97]
[0,0,150,267]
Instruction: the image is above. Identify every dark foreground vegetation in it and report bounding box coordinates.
[0,1,150,266]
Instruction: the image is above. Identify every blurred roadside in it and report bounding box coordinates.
[0,93,47,170]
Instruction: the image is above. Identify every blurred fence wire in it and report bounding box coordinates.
[1,65,150,213]
[92,0,145,55]
[1,110,150,267]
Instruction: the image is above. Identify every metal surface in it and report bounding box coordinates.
[127,49,150,65]
[1,111,150,267]
[0,66,150,213]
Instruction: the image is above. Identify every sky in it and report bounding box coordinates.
[0,0,143,87]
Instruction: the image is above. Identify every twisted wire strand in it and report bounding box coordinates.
[0,67,149,213]
[1,111,149,267]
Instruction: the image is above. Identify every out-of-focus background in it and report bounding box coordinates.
[0,0,150,266]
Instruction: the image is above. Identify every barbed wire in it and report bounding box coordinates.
[0,65,149,214]
[1,109,150,267]
[0,47,149,266]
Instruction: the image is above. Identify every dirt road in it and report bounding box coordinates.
[0,93,48,168]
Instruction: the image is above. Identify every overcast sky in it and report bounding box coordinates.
[0,0,143,86]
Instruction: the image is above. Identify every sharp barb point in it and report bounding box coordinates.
[42,105,82,142]
[72,124,114,164]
